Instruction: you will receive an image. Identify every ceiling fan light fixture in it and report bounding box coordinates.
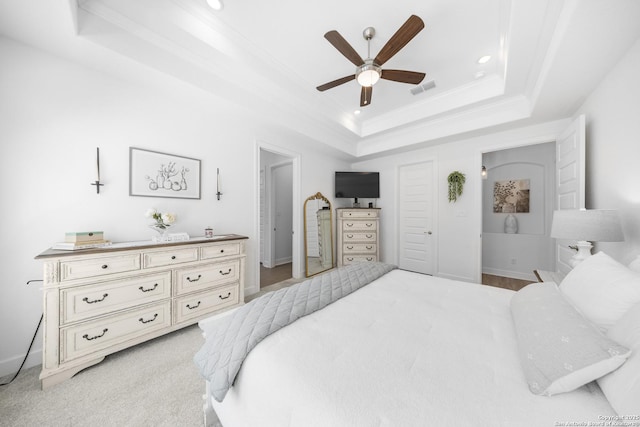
[206,0,224,11]
[356,62,381,87]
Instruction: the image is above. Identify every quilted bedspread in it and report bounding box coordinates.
[193,262,396,402]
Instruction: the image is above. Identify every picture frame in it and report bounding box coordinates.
[129,147,201,199]
[493,179,530,213]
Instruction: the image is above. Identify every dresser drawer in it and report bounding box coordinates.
[343,243,377,254]
[339,210,379,218]
[174,260,240,295]
[60,254,141,282]
[60,301,170,363]
[201,242,241,260]
[174,284,240,324]
[343,255,377,265]
[143,247,199,268]
[60,272,171,325]
[343,232,376,243]
[342,220,377,231]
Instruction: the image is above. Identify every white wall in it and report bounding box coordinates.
[577,39,640,264]
[0,37,350,377]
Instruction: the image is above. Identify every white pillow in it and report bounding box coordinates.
[559,252,640,331]
[597,303,640,415]
[511,283,630,396]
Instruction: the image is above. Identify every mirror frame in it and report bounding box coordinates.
[303,192,333,277]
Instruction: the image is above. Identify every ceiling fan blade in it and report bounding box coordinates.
[374,15,424,66]
[316,75,356,92]
[381,69,426,84]
[360,86,372,107]
[324,30,365,67]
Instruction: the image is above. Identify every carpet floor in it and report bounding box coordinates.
[0,324,205,427]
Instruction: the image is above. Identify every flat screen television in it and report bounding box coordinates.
[335,171,380,200]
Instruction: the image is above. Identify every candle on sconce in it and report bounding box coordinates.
[91,146,104,194]
[216,168,222,200]
[96,147,101,182]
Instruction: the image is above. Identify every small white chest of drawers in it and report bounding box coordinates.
[35,235,247,389]
[336,208,380,266]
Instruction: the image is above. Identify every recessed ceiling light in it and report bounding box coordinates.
[207,0,224,10]
[354,110,361,115]
[477,55,491,64]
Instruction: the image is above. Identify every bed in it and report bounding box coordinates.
[195,256,640,427]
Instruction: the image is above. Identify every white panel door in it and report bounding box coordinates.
[555,114,586,275]
[398,161,435,275]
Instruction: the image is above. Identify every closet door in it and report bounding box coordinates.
[555,114,586,275]
[398,161,435,275]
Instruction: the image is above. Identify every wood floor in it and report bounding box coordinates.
[481,273,535,291]
[260,262,292,288]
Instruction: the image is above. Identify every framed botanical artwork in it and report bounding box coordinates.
[493,179,530,213]
[129,147,201,199]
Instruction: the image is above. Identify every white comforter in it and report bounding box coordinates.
[208,269,614,426]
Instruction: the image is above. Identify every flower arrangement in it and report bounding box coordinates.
[145,208,177,230]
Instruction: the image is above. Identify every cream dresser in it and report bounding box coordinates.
[35,235,247,389]
[336,208,380,266]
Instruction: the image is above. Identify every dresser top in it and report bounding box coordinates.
[35,234,248,259]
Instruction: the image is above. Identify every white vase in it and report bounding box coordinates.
[149,223,171,242]
[504,214,518,234]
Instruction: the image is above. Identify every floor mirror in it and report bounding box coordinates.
[304,192,333,277]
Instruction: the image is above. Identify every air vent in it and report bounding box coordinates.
[410,80,436,95]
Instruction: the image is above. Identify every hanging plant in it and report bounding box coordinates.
[447,171,466,203]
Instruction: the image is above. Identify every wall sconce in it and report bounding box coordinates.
[91,147,104,194]
[216,168,223,200]
[481,165,487,180]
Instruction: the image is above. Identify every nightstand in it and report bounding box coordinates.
[533,269,566,284]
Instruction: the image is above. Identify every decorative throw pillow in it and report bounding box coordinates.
[511,283,630,396]
[597,302,640,415]
[559,252,640,331]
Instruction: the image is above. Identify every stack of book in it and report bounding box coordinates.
[52,231,111,251]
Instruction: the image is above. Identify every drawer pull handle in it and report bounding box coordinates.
[171,255,176,260]
[187,275,202,282]
[219,292,232,300]
[83,329,108,341]
[83,293,108,304]
[139,284,158,292]
[139,313,158,324]
[347,257,354,261]
[219,268,232,275]
[101,264,108,269]
[186,301,201,310]
[367,257,373,261]
[366,234,373,238]
[347,234,354,238]
[366,223,373,227]
[366,245,373,250]
[346,223,353,227]
[347,246,354,250]
[220,249,225,253]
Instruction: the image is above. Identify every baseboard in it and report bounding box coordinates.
[0,349,41,379]
[482,267,537,282]
[275,257,292,266]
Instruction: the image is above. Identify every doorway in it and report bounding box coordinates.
[480,115,585,281]
[259,147,298,289]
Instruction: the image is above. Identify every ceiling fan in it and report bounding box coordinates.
[316,15,426,107]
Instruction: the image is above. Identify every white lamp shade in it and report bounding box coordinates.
[550,209,624,242]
